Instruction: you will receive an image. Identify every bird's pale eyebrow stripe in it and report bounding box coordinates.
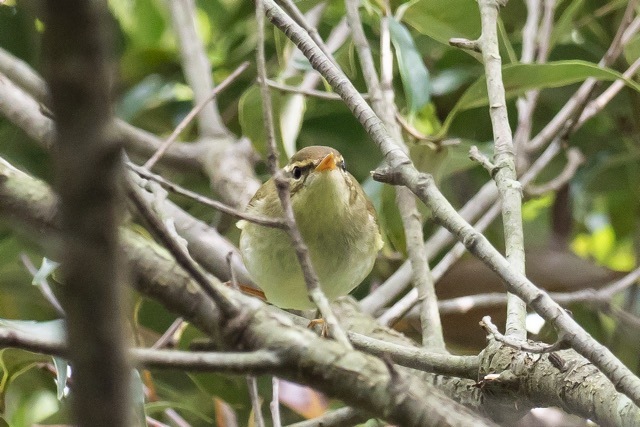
[285,160,315,176]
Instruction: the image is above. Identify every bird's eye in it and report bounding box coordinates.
[340,159,347,171]
[292,166,302,179]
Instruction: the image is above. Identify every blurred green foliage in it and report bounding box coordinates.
[0,0,639,425]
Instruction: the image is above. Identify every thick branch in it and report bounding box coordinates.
[0,158,496,427]
[42,0,131,424]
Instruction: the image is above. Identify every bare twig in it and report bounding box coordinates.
[480,316,566,354]
[151,317,186,350]
[476,0,527,338]
[434,265,640,315]
[348,332,479,379]
[286,408,368,427]
[128,161,286,229]
[270,377,282,427]
[579,56,640,124]
[449,38,482,52]
[469,146,497,175]
[143,61,250,170]
[525,147,585,196]
[247,376,266,427]
[344,0,444,350]
[256,0,352,348]
[263,0,640,405]
[126,178,240,318]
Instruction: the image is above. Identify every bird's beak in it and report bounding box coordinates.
[315,152,337,172]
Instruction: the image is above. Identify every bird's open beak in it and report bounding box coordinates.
[315,152,337,172]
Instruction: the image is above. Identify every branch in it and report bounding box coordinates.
[257,0,352,348]
[167,0,229,138]
[262,0,640,407]
[348,332,479,379]
[0,326,284,374]
[525,147,585,196]
[42,0,131,424]
[0,157,498,427]
[344,0,444,349]
[475,0,527,338]
[286,408,368,427]
[144,61,250,169]
[128,161,286,229]
[432,265,640,314]
[0,47,205,171]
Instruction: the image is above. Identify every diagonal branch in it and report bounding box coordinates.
[262,0,640,407]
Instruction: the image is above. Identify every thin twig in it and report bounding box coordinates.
[247,376,266,427]
[265,79,344,99]
[270,377,282,427]
[579,56,640,124]
[480,316,567,354]
[256,0,352,348]
[151,317,186,349]
[348,332,479,379]
[525,147,585,196]
[126,178,239,318]
[143,61,250,169]
[469,146,497,175]
[345,0,445,350]
[433,265,640,315]
[263,0,640,405]
[128,161,286,229]
[286,408,367,427]
[449,38,482,52]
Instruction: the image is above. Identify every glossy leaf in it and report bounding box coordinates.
[438,61,640,138]
[389,17,430,113]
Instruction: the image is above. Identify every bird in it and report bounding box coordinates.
[237,145,383,310]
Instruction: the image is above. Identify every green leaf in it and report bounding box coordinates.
[388,17,430,113]
[0,348,51,412]
[239,85,285,160]
[109,0,167,47]
[437,61,640,138]
[403,0,481,45]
